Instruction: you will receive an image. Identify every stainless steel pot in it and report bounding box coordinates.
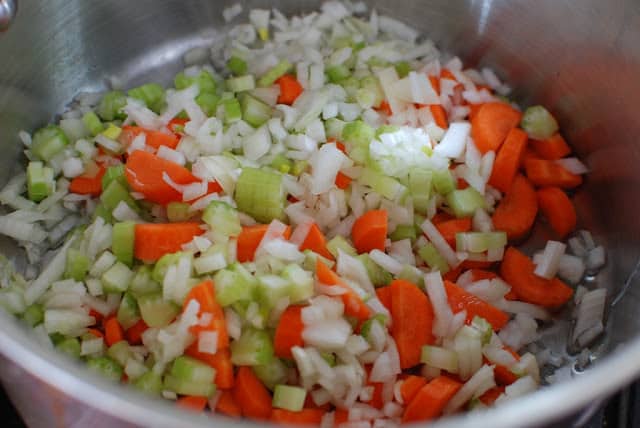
[1,0,640,427]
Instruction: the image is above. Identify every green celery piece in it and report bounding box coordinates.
[134,370,163,395]
[432,169,456,195]
[151,252,190,283]
[340,76,360,101]
[128,83,166,114]
[240,94,272,127]
[281,264,314,303]
[101,261,133,294]
[408,168,433,215]
[230,327,274,366]
[258,60,292,87]
[375,125,400,138]
[196,92,219,116]
[163,375,216,397]
[273,384,307,411]
[171,356,216,384]
[49,333,65,345]
[101,164,126,191]
[270,154,292,174]
[226,75,256,93]
[326,64,351,83]
[357,254,392,287]
[326,235,357,259]
[521,105,558,140]
[341,120,374,164]
[446,187,486,218]
[389,224,417,242]
[101,123,122,140]
[87,356,123,382]
[166,202,193,222]
[291,160,308,177]
[321,352,336,367]
[130,265,161,297]
[418,243,450,274]
[174,70,217,93]
[82,111,104,137]
[22,303,44,327]
[137,292,180,328]
[227,56,248,76]
[213,266,256,307]
[359,76,385,108]
[112,221,135,267]
[455,231,507,253]
[234,167,284,223]
[256,275,292,308]
[56,337,81,358]
[202,200,241,236]
[301,250,333,272]
[360,314,388,340]
[398,265,425,288]
[64,248,90,281]
[100,179,138,213]
[27,161,54,202]
[394,61,412,78]
[222,98,242,124]
[324,118,346,140]
[117,292,140,330]
[97,91,127,121]
[107,340,132,367]
[471,316,493,345]
[31,125,69,162]
[253,359,288,390]
[359,168,406,200]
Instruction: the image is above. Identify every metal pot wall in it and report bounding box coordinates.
[0,0,639,427]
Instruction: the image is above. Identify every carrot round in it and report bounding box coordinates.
[500,247,573,308]
[120,126,180,150]
[351,210,388,254]
[134,222,204,262]
[530,133,571,160]
[183,280,229,349]
[443,280,509,330]
[299,223,334,260]
[176,396,208,412]
[524,158,582,189]
[233,366,273,420]
[236,224,292,263]
[402,376,462,423]
[435,218,472,248]
[125,150,199,204]
[316,260,371,321]
[271,409,325,425]
[104,317,124,347]
[492,175,538,240]
[216,390,242,417]
[69,165,106,196]
[274,305,305,359]
[537,187,577,238]
[430,105,448,129]
[400,375,428,404]
[489,127,528,193]
[276,74,304,105]
[390,279,435,369]
[471,102,522,154]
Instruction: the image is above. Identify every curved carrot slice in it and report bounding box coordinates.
[351,210,388,254]
[375,286,392,312]
[236,224,292,263]
[299,223,334,260]
[216,390,242,417]
[233,366,273,420]
[134,222,204,262]
[443,280,509,330]
[183,280,228,349]
[400,375,428,404]
[271,409,325,425]
[500,247,573,308]
[430,105,448,129]
[402,376,462,423]
[176,396,208,412]
[524,158,582,189]
[390,279,434,369]
[471,102,522,154]
[537,187,577,238]
[120,126,180,150]
[316,260,371,321]
[492,175,538,240]
[125,150,198,204]
[530,133,571,160]
[69,165,106,196]
[489,127,528,193]
[274,305,304,359]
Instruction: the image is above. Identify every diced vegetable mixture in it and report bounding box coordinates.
[0,1,607,426]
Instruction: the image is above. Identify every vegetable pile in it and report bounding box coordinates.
[0,1,608,426]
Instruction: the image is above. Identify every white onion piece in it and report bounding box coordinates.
[424,272,454,338]
[534,240,566,279]
[420,219,460,267]
[434,122,470,158]
[444,365,496,413]
[555,157,589,174]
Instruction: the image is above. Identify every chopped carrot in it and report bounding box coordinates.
[335,171,352,190]
[185,346,235,389]
[530,133,571,160]
[376,101,392,116]
[494,365,519,386]
[435,218,472,248]
[522,146,542,165]
[524,158,582,189]
[236,224,292,262]
[104,317,124,347]
[478,386,505,405]
[233,366,273,420]
[299,223,334,260]
[469,269,498,281]
[303,394,331,411]
[89,309,104,326]
[471,102,522,154]
[124,319,147,345]
[468,103,483,121]
[316,260,371,321]
[442,265,464,282]
[376,286,392,312]
[460,260,495,270]
[351,210,388,253]
[216,390,242,417]
[492,175,538,241]
[431,212,454,224]
[440,69,457,82]
[443,280,509,330]
[334,409,349,426]
[134,222,204,262]
[367,382,384,409]
[274,305,305,359]
[271,409,325,425]
[69,165,106,196]
[167,118,189,134]
[120,126,180,150]
[402,376,462,423]
[390,279,435,369]
[400,375,428,404]
[176,396,208,412]
[87,328,104,338]
[183,280,229,349]
[276,74,304,105]
[430,105,448,129]
[500,247,573,308]
[428,75,441,95]
[489,127,528,193]
[537,187,577,238]
[125,150,199,204]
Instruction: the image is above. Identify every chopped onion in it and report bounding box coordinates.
[556,157,589,175]
[533,240,566,279]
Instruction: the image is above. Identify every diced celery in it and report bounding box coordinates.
[421,345,459,372]
[65,248,90,281]
[112,221,135,267]
[291,160,308,177]
[327,235,357,259]
[521,105,559,140]
[471,316,493,345]
[166,202,193,222]
[0,287,25,315]
[230,327,274,366]
[240,94,272,127]
[282,264,314,303]
[398,265,425,288]
[22,303,44,327]
[359,168,406,200]
[130,265,161,297]
[213,265,257,306]
[97,91,127,121]
[171,356,216,384]
[321,352,337,367]
[56,337,81,358]
[107,340,132,367]
[226,75,256,93]
[273,384,306,411]
[446,188,486,218]
[325,118,346,140]
[270,154,292,174]
[253,359,288,390]
[227,56,248,76]
[394,61,412,78]
[117,292,140,330]
[302,249,334,272]
[31,125,70,161]
[128,83,166,114]
[101,262,133,294]
[175,70,217,93]
[151,252,189,283]
[87,356,123,381]
[194,244,228,275]
[82,111,104,137]
[164,375,216,397]
[357,254,392,287]
[390,225,417,242]
[257,60,292,87]
[101,123,122,140]
[222,98,242,124]
[375,125,400,139]
[455,231,507,253]
[93,202,113,223]
[134,370,163,395]
[408,168,432,215]
[138,292,180,328]
[360,314,387,341]
[340,76,360,101]
[26,161,54,202]
[418,243,450,274]
[100,179,138,213]
[257,275,292,308]
[202,201,241,236]
[196,92,219,116]
[326,64,351,83]
[234,167,284,223]
[101,164,126,190]
[432,169,456,195]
